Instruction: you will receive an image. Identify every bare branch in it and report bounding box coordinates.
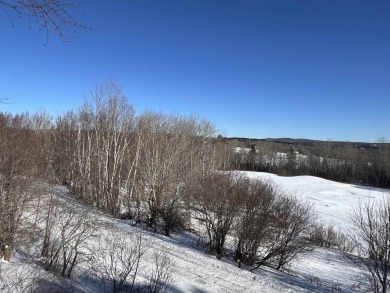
[0,0,88,43]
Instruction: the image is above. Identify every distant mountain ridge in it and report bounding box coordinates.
[225,137,386,150]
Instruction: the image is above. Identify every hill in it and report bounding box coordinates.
[3,172,385,292]
[226,136,387,151]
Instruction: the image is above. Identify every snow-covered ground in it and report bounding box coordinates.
[3,172,387,292]
[242,171,388,231]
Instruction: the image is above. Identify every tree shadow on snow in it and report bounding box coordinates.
[254,267,335,293]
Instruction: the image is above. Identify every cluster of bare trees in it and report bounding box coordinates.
[190,173,243,259]
[0,111,97,290]
[41,197,98,278]
[309,223,355,252]
[50,82,226,238]
[90,232,173,293]
[189,173,315,270]
[0,112,48,261]
[235,139,390,188]
[8,81,390,292]
[52,86,138,216]
[0,88,316,282]
[299,141,390,188]
[0,262,43,293]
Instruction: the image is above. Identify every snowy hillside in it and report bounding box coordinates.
[2,173,387,292]
[241,171,388,231]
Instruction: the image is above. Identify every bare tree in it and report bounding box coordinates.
[51,83,138,217]
[0,262,42,293]
[190,173,244,259]
[146,250,174,293]
[0,0,87,42]
[349,196,390,293]
[41,194,56,259]
[51,83,220,236]
[0,113,47,261]
[309,223,355,252]
[251,193,315,271]
[373,138,390,188]
[41,200,98,278]
[232,177,315,270]
[51,111,79,189]
[91,232,148,293]
[79,84,136,216]
[137,113,216,236]
[234,179,275,267]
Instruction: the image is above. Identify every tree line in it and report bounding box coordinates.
[49,82,313,272]
[50,83,231,237]
[0,83,312,271]
[233,139,390,188]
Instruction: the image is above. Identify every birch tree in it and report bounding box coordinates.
[137,113,218,236]
[52,82,138,217]
[78,85,136,215]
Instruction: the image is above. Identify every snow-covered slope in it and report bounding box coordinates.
[241,171,388,231]
[3,172,386,292]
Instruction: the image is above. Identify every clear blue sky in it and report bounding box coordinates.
[1,0,389,142]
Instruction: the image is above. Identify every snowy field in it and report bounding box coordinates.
[2,172,388,292]
[242,171,388,231]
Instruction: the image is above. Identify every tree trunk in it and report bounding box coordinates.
[3,244,13,261]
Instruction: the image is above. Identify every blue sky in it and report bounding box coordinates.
[0,0,389,142]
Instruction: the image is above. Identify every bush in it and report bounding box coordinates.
[309,223,355,252]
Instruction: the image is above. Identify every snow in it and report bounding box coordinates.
[241,171,388,231]
[2,172,387,292]
[290,248,364,292]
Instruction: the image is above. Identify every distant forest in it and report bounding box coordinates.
[228,137,390,188]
